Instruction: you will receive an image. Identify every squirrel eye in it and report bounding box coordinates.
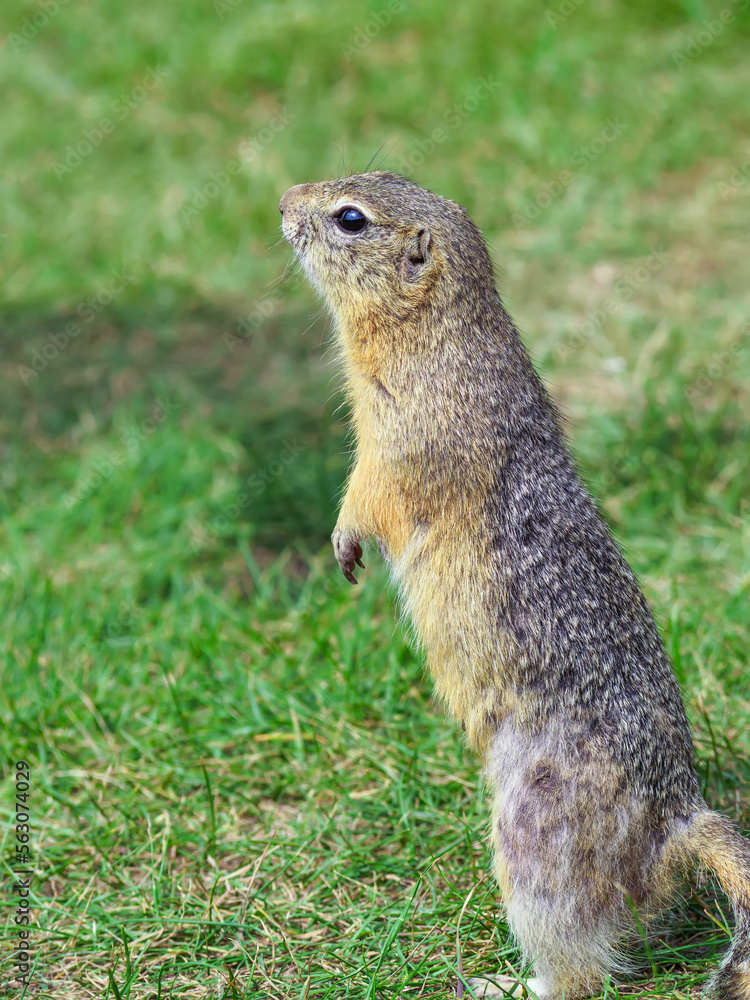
[335,207,368,233]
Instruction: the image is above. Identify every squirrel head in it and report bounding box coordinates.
[280,172,495,329]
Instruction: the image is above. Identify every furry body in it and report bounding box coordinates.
[280,172,750,998]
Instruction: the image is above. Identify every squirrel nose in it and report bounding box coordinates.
[280,183,312,217]
[279,188,294,216]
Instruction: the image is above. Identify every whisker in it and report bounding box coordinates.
[364,135,398,173]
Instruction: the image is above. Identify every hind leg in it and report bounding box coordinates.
[470,722,663,999]
[466,810,614,999]
[466,839,558,998]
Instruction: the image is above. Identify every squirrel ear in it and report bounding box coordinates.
[402,227,431,281]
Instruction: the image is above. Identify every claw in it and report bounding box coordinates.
[332,530,365,585]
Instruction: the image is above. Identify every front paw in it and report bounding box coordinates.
[331,528,365,585]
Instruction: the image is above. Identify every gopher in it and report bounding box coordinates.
[280,171,750,999]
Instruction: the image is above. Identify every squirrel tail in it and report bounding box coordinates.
[686,810,750,999]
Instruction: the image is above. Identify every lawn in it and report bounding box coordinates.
[1,0,749,997]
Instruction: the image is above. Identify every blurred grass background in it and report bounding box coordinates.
[1,0,749,997]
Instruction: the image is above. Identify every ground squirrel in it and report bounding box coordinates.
[280,171,750,999]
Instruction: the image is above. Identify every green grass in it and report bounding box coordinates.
[1,0,749,997]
